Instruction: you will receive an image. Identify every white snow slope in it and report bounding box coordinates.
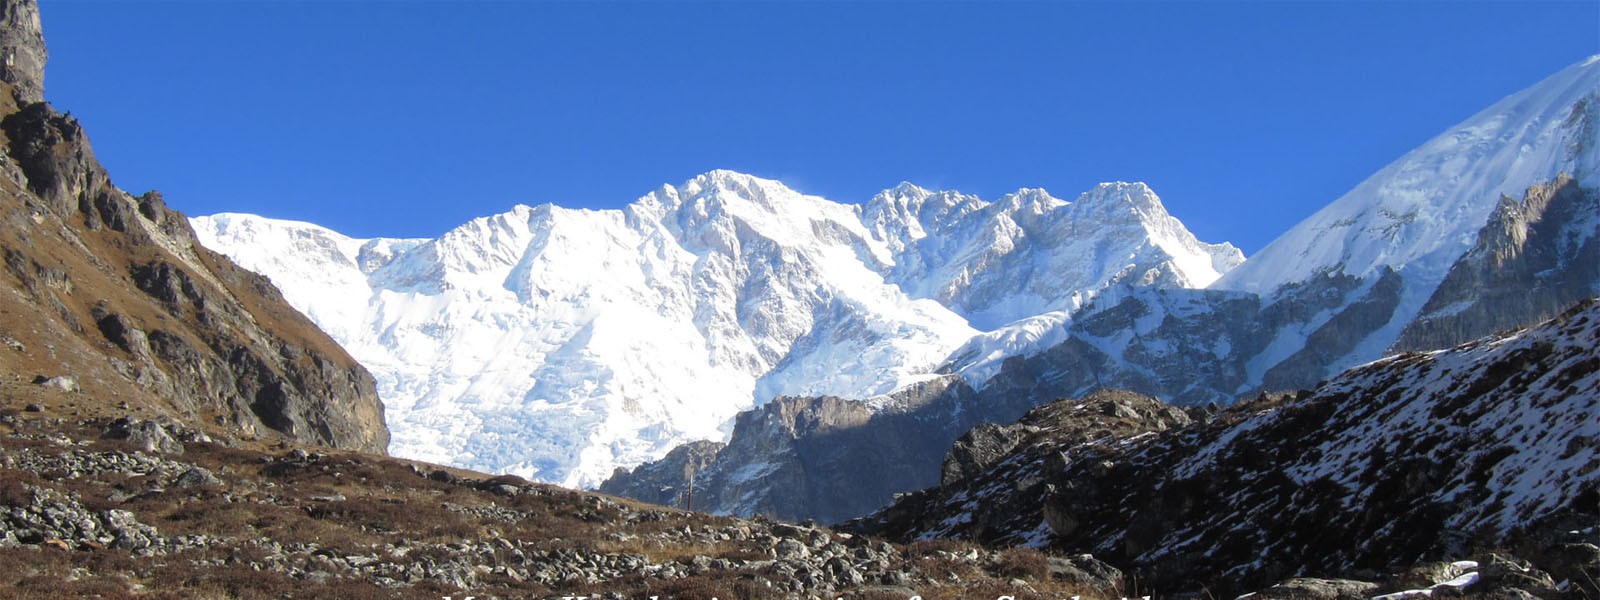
[1215,56,1599,299]
[1204,55,1600,382]
[193,172,1238,487]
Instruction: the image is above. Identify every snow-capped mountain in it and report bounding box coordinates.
[603,55,1600,523]
[869,181,1243,384]
[193,172,1237,487]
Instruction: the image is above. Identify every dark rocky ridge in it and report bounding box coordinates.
[938,389,1191,488]
[0,0,386,453]
[605,376,987,524]
[851,299,1600,596]
[856,389,1192,547]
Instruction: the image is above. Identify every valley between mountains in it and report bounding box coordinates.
[0,0,1597,596]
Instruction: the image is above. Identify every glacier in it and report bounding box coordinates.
[194,172,1240,487]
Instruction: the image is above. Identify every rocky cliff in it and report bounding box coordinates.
[604,375,994,524]
[0,0,42,104]
[0,0,387,453]
[1396,174,1600,350]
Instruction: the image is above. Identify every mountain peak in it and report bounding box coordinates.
[890,181,928,195]
[684,169,777,194]
[1083,180,1155,198]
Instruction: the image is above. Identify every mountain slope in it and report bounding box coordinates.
[195,173,1237,487]
[0,0,386,452]
[1210,55,1600,380]
[852,299,1600,595]
[1217,55,1599,297]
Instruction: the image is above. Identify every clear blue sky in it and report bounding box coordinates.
[38,1,1600,254]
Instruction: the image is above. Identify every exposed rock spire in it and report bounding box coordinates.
[0,0,45,103]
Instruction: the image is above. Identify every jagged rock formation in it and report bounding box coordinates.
[1396,174,1600,350]
[0,0,387,452]
[845,389,1196,546]
[0,0,43,104]
[851,300,1600,595]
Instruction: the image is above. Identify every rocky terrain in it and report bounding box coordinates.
[0,0,386,454]
[0,392,1136,599]
[849,300,1600,597]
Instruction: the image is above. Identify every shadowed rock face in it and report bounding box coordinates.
[0,0,387,453]
[597,439,724,510]
[853,300,1600,596]
[1396,175,1600,351]
[938,389,1191,488]
[602,375,985,523]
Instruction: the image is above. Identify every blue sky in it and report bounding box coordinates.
[38,1,1599,254]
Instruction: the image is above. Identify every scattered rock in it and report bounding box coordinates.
[1246,577,1379,599]
[32,374,79,392]
[173,466,221,488]
[102,416,185,455]
[1393,560,1476,589]
[1046,553,1123,590]
[1476,553,1557,595]
[775,538,810,559]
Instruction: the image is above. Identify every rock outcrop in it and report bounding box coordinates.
[0,0,387,452]
[0,0,42,103]
[848,389,1192,546]
[598,439,724,510]
[1396,174,1600,351]
[603,375,986,523]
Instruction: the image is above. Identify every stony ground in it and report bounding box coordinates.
[0,383,1129,600]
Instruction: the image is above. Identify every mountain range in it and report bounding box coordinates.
[596,55,1599,522]
[196,55,1598,511]
[1,0,1596,594]
[194,174,1241,488]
